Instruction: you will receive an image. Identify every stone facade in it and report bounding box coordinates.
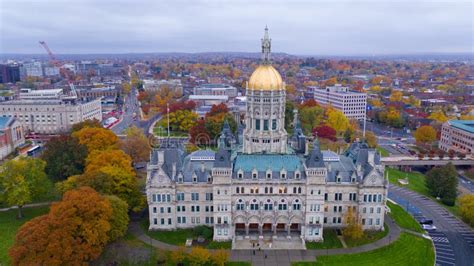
[146,28,387,244]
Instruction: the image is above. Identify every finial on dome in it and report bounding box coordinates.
[261,26,271,64]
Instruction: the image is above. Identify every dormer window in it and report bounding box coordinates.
[280,168,287,179]
[266,169,272,179]
[193,175,197,183]
[237,169,243,179]
[252,168,258,180]
[178,176,183,183]
[295,171,301,179]
[337,177,341,183]
[208,177,212,183]
[351,177,356,183]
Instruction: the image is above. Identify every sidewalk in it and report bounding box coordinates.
[129,215,402,265]
[0,201,51,212]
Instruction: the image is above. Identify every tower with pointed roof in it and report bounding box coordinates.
[243,27,288,154]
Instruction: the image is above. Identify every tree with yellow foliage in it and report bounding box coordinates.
[210,249,230,266]
[326,108,350,135]
[342,207,364,240]
[368,98,384,108]
[160,109,198,132]
[413,125,437,144]
[188,247,211,265]
[428,111,448,123]
[459,194,474,227]
[389,90,403,102]
[73,127,119,152]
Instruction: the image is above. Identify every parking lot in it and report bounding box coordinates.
[389,186,474,266]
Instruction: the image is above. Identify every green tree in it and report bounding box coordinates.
[41,135,87,182]
[205,113,237,140]
[285,101,295,134]
[105,195,129,241]
[0,158,51,218]
[299,105,325,135]
[425,163,458,206]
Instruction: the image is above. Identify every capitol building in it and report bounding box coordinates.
[146,28,387,245]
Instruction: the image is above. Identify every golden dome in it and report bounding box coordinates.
[248,65,283,91]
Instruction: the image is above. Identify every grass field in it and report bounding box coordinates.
[153,123,189,137]
[387,167,462,218]
[141,218,194,246]
[344,224,389,247]
[376,147,390,157]
[293,233,434,266]
[387,201,424,233]
[306,229,343,249]
[386,168,429,196]
[0,206,50,265]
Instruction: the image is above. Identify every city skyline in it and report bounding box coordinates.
[1,0,472,55]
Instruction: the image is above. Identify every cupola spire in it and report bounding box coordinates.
[261,26,271,64]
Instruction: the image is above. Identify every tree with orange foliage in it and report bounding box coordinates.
[73,127,119,152]
[9,187,113,265]
[206,103,228,117]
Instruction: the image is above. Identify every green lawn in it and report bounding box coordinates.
[0,206,50,265]
[141,219,194,246]
[344,224,389,247]
[153,123,189,137]
[387,168,429,196]
[306,229,343,249]
[387,201,424,233]
[96,231,169,266]
[293,233,434,266]
[376,146,390,157]
[207,241,232,249]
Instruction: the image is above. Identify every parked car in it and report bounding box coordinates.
[419,218,433,225]
[422,224,437,231]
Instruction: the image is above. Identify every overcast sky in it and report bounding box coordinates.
[0,0,472,55]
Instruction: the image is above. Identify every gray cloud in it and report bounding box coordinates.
[0,0,472,55]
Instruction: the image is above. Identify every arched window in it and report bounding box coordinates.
[293,199,301,211]
[278,199,287,211]
[265,187,268,194]
[236,199,245,211]
[264,199,273,211]
[293,187,297,194]
[250,199,259,211]
[298,187,302,194]
[236,187,240,194]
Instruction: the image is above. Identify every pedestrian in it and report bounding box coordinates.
[259,247,261,252]
[253,250,255,256]
[265,254,267,259]
[253,243,255,248]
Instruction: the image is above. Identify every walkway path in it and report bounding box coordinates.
[0,201,51,212]
[129,215,402,265]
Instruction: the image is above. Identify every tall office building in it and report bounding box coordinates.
[313,84,367,120]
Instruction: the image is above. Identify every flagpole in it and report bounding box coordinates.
[363,107,367,138]
[167,103,170,138]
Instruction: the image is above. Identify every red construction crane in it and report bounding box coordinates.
[38,41,77,98]
[39,41,58,66]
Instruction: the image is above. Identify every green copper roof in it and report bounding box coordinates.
[234,153,304,171]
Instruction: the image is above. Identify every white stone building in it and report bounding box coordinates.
[0,89,102,134]
[312,84,367,120]
[146,28,387,244]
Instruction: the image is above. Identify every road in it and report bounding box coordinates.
[389,186,474,266]
[111,87,140,135]
[458,174,474,193]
